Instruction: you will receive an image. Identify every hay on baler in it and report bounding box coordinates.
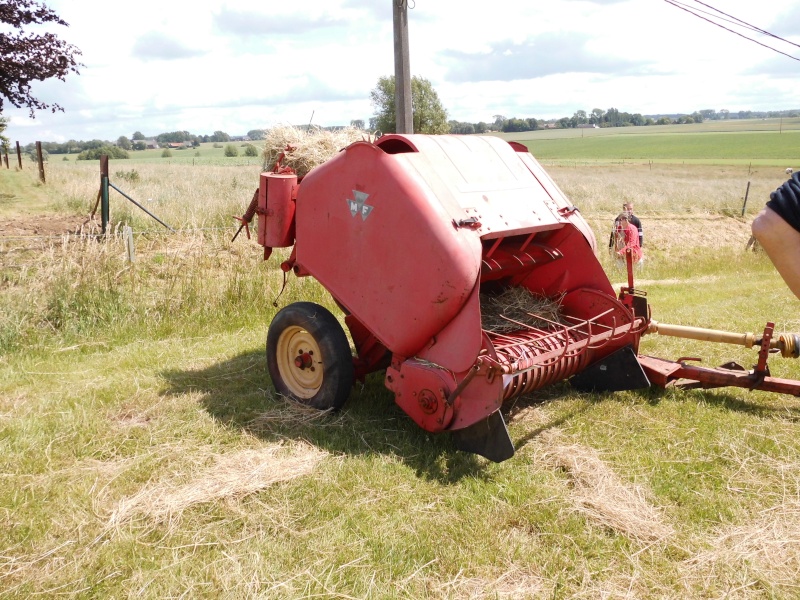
[261,125,368,178]
[480,287,564,334]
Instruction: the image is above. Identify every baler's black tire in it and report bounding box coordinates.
[266,302,354,410]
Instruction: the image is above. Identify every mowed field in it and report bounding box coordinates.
[2,122,800,598]
[502,116,800,164]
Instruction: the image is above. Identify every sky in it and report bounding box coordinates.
[3,0,800,145]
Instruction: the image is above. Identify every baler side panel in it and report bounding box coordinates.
[515,151,599,251]
[516,225,616,298]
[416,278,483,373]
[388,135,568,240]
[295,142,482,358]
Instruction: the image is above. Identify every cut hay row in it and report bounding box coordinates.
[105,442,327,530]
[682,499,800,595]
[539,430,674,544]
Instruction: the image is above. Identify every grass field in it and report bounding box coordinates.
[2,126,800,598]
[499,117,800,166]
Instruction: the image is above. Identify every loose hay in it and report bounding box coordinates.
[247,396,344,433]
[434,566,550,600]
[106,442,327,529]
[682,499,800,595]
[480,287,564,334]
[261,125,368,178]
[540,431,674,544]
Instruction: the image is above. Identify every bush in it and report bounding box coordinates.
[76,146,129,160]
[114,169,140,183]
[161,149,172,158]
[224,144,239,157]
[29,150,49,162]
[243,144,258,157]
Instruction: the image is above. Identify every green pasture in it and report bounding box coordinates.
[498,117,800,141]
[511,130,800,165]
[53,142,264,167]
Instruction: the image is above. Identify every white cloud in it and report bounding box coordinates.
[3,0,799,144]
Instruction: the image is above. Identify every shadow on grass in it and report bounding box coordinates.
[160,349,800,483]
[645,383,800,420]
[159,349,488,483]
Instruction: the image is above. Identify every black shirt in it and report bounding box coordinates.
[766,172,800,233]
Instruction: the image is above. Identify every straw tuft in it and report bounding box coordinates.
[261,125,368,178]
[480,287,564,334]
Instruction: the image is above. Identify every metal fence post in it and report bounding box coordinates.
[100,155,110,234]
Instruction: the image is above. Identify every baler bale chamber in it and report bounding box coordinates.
[251,133,652,462]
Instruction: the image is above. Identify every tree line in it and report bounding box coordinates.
[449,108,800,135]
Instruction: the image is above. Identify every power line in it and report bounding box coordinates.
[689,0,800,49]
[663,0,800,62]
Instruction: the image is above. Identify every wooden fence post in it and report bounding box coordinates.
[16,142,22,169]
[36,142,45,183]
[741,181,751,217]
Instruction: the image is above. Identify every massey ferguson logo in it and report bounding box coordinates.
[347,190,374,221]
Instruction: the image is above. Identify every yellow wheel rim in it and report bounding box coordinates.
[276,325,323,399]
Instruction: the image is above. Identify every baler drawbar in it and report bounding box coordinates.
[237,133,800,462]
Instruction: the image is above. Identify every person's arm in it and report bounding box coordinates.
[632,215,643,246]
[752,206,800,300]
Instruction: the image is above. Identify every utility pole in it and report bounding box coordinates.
[393,0,413,134]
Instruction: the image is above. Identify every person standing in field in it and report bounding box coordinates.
[613,213,643,265]
[751,171,800,300]
[609,202,643,251]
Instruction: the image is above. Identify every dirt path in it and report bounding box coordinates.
[0,214,97,237]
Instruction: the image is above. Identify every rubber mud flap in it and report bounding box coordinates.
[569,345,650,393]
[452,410,515,463]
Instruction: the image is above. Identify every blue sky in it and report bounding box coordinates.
[3,0,800,144]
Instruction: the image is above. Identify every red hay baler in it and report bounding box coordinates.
[237,134,800,462]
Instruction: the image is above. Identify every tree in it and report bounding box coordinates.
[0,0,82,117]
[590,108,605,126]
[604,107,621,127]
[349,120,365,130]
[212,130,230,142]
[247,129,265,140]
[132,131,145,140]
[0,116,8,150]
[369,75,448,134]
[117,135,131,150]
[571,110,587,127]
